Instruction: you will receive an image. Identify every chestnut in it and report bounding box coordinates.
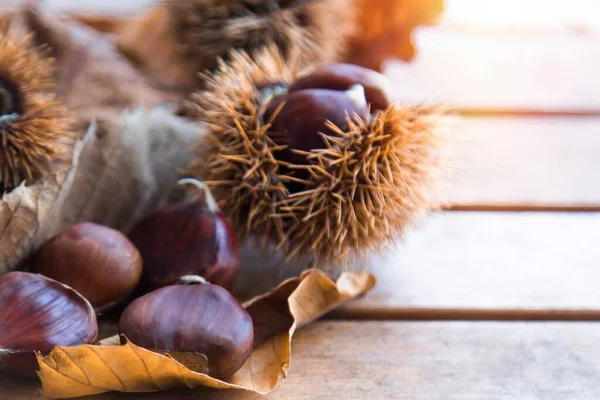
[31,222,143,314]
[0,272,98,376]
[288,63,392,111]
[264,64,391,172]
[119,283,253,379]
[128,179,239,292]
[265,85,369,167]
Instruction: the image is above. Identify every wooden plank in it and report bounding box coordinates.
[38,0,154,14]
[448,205,600,212]
[3,321,600,399]
[387,29,600,111]
[329,307,600,321]
[446,116,600,206]
[231,212,600,316]
[337,212,600,315]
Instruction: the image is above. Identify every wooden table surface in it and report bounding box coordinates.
[2,1,600,399]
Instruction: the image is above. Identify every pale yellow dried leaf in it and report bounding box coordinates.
[0,171,69,274]
[37,270,376,398]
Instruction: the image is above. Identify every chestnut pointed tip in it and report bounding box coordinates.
[178,178,221,213]
[179,275,209,285]
[346,84,368,110]
[288,63,392,111]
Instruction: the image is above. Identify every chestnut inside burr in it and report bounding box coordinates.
[288,63,392,112]
[262,64,392,166]
[259,64,393,193]
[0,77,23,119]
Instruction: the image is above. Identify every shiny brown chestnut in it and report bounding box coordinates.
[288,63,392,111]
[119,283,253,379]
[0,272,98,376]
[31,222,143,314]
[263,64,391,172]
[128,179,239,292]
[265,85,369,167]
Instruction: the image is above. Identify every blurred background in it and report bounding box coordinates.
[19,0,597,207]
[23,0,600,112]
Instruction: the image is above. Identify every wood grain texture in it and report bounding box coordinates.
[447,204,600,212]
[447,116,600,205]
[328,307,600,321]
[230,212,600,312]
[340,212,600,313]
[232,212,600,313]
[2,321,600,399]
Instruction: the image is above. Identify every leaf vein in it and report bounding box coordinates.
[88,346,127,391]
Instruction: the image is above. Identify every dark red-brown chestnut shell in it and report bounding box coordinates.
[288,63,392,111]
[263,63,393,171]
[0,272,98,376]
[128,179,239,292]
[119,283,253,379]
[31,222,143,313]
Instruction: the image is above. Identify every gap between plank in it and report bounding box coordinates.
[327,307,600,321]
[457,108,600,117]
[444,204,600,212]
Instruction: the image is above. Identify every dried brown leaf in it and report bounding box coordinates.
[21,6,175,115]
[34,107,200,245]
[112,6,198,92]
[0,166,72,275]
[73,8,199,93]
[37,269,376,399]
[345,0,445,71]
[0,108,199,275]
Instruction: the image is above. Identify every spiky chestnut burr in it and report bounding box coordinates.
[167,0,353,73]
[187,48,446,266]
[0,25,75,194]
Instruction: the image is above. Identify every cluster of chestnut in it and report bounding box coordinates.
[0,179,253,380]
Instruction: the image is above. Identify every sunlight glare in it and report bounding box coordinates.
[443,0,600,28]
